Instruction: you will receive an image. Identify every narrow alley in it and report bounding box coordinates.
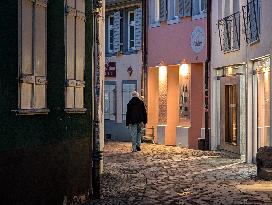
[95,142,272,205]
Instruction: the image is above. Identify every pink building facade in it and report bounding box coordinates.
[147,0,207,149]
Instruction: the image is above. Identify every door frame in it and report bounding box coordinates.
[220,76,240,154]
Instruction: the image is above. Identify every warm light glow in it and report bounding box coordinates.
[159,66,167,81]
[179,64,189,77]
[227,67,233,75]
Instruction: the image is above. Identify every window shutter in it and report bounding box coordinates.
[134,8,142,50]
[19,0,48,112]
[113,11,120,53]
[159,0,167,21]
[65,0,86,112]
[192,0,200,16]
[178,0,184,17]
[75,0,85,109]
[34,0,47,109]
[183,0,192,16]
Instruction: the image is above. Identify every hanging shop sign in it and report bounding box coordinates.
[191,26,205,53]
[105,62,116,77]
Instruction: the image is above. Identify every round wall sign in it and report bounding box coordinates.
[191,26,205,53]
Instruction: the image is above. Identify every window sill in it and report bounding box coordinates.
[150,22,160,28]
[223,48,240,54]
[249,38,260,46]
[167,18,180,25]
[64,108,87,114]
[192,12,207,20]
[15,108,50,115]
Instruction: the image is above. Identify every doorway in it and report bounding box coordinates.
[220,76,240,154]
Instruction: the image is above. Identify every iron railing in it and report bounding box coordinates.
[218,11,240,52]
[242,0,260,44]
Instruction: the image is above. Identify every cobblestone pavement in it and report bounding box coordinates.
[92,141,272,205]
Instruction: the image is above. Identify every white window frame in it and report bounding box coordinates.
[108,15,114,53]
[104,83,116,121]
[192,0,207,20]
[128,11,135,50]
[167,0,179,24]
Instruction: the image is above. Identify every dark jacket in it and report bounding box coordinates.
[126,97,147,126]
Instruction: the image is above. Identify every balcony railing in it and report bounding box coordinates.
[218,11,240,52]
[242,0,260,44]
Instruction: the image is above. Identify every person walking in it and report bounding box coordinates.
[126,91,147,152]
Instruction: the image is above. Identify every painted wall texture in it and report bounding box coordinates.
[0,1,98,203]
[147,7,207,148]
[106,52,143,123]
[210,0,272,163]
[211,0,272,69]
[148,17,207,67]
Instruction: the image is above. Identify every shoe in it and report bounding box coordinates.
[136,146,141,151]
[132,149,137,153]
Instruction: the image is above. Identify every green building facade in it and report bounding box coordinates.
[0,0,96,204]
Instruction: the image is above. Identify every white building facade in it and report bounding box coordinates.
[211,0,272,163]
[104,0,143,141]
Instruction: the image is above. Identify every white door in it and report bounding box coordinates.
[104,84,116,121]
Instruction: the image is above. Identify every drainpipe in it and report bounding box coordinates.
[141,0,148,101]
[204,0,211,150]
[92,0,103,200]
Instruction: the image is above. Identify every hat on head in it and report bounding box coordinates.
[131,91,139,97]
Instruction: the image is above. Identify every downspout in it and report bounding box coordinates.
[92,0,103,200]
[141,0,148,101]
[204,0,211,150]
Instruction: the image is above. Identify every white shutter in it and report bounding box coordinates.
[192,0,199,16]
[159,0,167,21]
[34,1,47,109]
[20,0,34,109]
[19,0,48,112]
[183,0,192,16]
[178,0,184,17]
[134,8,142,50]
[65,0,86,112]
[113,11,120,53]
[75,0,85,109]
[65,0,76,109]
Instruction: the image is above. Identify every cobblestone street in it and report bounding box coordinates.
[93,142,272,205]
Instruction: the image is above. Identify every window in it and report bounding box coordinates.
[122,82,136,120]
[18,0,49,114]
[218,12,240,52]
[108,15,114,52]
[192,0,207,18]
[65,0,86,113]
[104,83,116,120]
[128,11,135,49]
[167,0,179,20]
[244,0,260,44]
[155,0,160,23]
